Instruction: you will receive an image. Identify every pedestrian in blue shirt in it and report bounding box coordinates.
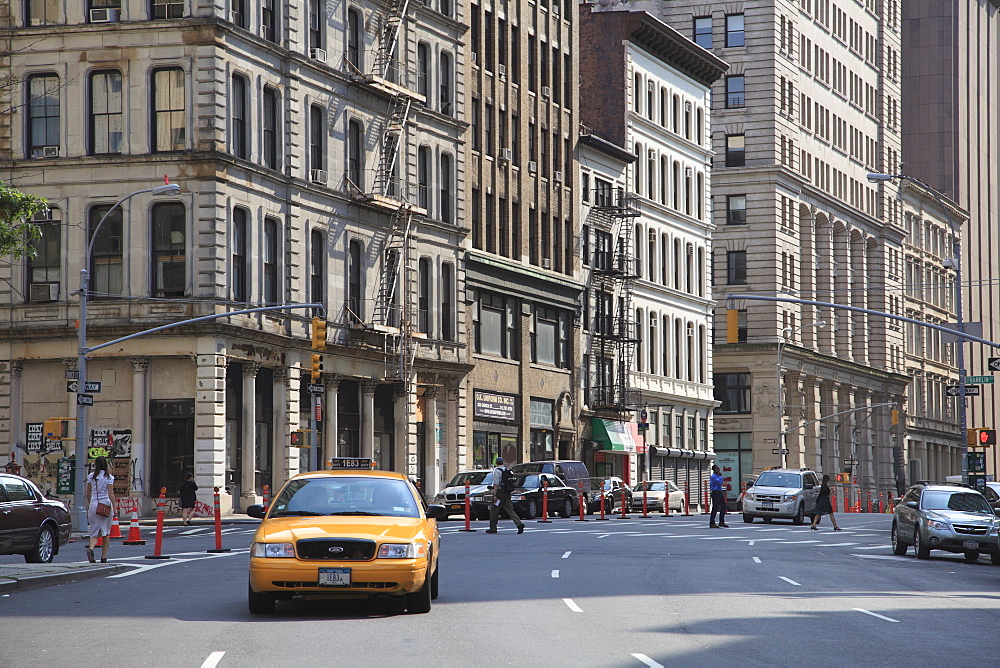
[709,464,729,528]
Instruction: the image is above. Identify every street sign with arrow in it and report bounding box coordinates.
[947,384,981,397]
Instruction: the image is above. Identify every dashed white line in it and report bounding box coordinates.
[752,557,762,564]
[779,576,801,586]
[853,545,889,550]
[562,551,571,559]
[632,653,663,668]
[551,570,560,578]
[201,651,226,668]
[854,608,899,623]
[778,540,821,544]
[563,598,583,613]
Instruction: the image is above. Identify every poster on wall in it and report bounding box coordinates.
[89,428,111,459]
[112,457,131,497]
[110,429,132,458]
[714,451,740,497]
[26,423,43,453]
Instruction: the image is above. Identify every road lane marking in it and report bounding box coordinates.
[201,651,225,668]
[853,545,888,550]
[752,557,762,563]
[597,534,611,539]
[854,608,899,623]
[107,550,247,578]
[814,543,857,547]
[180,528,205,535]
[551,570,560,578]
[562,551,571,559]
[748,541,755,546]
[778,540,821,544]
[852,554,908,561]
[779,577,801,586]
[563,598,583,612]
[632,653,663,668]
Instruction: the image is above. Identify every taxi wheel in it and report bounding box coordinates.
[430,565,439,600]
[248,582,275,614]
[406,568,433,614]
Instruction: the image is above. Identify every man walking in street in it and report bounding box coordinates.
[709,464,729,528]
[486,457,525,534]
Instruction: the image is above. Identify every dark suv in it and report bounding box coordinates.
[892,482,1000,564]
[509,461,592,507]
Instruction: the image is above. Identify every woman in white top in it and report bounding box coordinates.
[85,456,116,563]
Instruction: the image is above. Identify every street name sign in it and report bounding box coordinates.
[844,458,860,466]
[76,394,94,406]
[771,448,789,455]
[964,376,993,385]
[84,381,102,393]
[947,384,981,397]
[763,438,777,444]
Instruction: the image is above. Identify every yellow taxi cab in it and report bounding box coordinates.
[246,458,446,614]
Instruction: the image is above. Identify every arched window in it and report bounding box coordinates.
[348,119,364,189]
[635,309,644,371]
[231,74,249,159]
[440,52,453,116]
[348,239,363,321]
[697,247,706,297]
[648,314,658,375]
[660,155,668,204]
[417,42,430,97]
[89,70,123,155]
[685,243,694,293]
[26,73,60,158]
[686,322,695,380]
[634,223,643,277]
[418,257,431,334]
[647,149,655,199]
[232,207,249,301]
[151,68,186,152]
[633,72,642,112]
[660,233,669,286]
[347,8,362,71]
[661,314,670,378]
[647,82,655,120]
[440,153,453,223]
[310,229,325,306]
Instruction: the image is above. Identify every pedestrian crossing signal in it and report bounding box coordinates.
[978,428,996,446]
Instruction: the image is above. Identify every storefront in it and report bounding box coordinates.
[589,418,640,485]
[472,390,519,469]
[713,432,753,505]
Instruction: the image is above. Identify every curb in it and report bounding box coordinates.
[0,564,124,594]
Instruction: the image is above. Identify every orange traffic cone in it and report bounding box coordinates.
[109,514,123,539]
[122,509,147,545]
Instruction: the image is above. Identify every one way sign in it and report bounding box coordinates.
[989,357,1000,371]
[946,384,981,397]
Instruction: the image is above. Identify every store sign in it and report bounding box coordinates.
[474,390,517,421]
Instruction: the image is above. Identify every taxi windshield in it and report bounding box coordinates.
[447,471,492,487]
[753,472,802,489]
[270,477,421,519]
[633,481,667,492]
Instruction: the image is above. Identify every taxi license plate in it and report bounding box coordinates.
[963,540,979,550]
[318,568,351,586]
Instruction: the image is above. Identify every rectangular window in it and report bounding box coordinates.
[475,292,518,359]
[310,229,324,306]
[152,68,185,152]
[262,88,278,169]
[714,373,751,413]
[308,0,322,50]
[485,103,494,157]
[417,146,430,210]
[27,74,60,158]
[726,75,745,108]
[726,250,747,284]
[27,0,59,25]
[418,257,431,334]
[151,202,186,298]
[232,75,248,159]
[726,195,747,224]
[693,16,712,49]
[264,216,279,303]
[441,262,454,341]
[310,105,324,171]
[87,71,123,156]
[262,0,277,42]
[27,216,60,287]
[231,0,247,28]
[471,98,480,152]
[528,35,537,92]
[233,208,248,301]
[725,134,745,167]
[439,52,453,116]
[511,27,520,83]
[151,0,183,19]
[726,14,744,48]
[88,205,123,296]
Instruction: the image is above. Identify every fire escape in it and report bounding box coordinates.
[341,0,426,397]
[590,188,641,413]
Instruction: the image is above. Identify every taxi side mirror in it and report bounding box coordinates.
[246,504,266,519]
[425,504,447,520]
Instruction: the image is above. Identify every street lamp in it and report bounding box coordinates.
[73,183,181,530]
[867,172,968,484]
[777,321,826,469]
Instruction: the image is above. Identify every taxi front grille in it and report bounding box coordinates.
[272,581,399,589]
[296,538,376,560]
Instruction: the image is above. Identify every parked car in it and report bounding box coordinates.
[0,473,72,563]
[891,481,1000,564]
[741,468,821,524]
[631,480,684,513]
[588,477,634,514]
[431,470,495,519]
[509,461,592,507]
[982,482,1000,513]
[471,473,579,519]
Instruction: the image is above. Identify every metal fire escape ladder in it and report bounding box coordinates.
[372,94,411,198]
[372,0,409,80]
[613,192,640,410]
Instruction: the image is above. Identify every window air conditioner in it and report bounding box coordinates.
[499,148,512,161]
[29,283,59,302]
[310,48,328,63]
[542,85,551,98]
[541,258,551,269]
[310,169,329,184]
[553,170,563,182]
[498,64,506,79]
[528,160,537,173]
[90,8,119,22]
[32,146,59,158]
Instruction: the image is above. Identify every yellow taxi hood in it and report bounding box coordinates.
[256,516,430,543]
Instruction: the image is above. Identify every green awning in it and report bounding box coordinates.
[591,418,638,453]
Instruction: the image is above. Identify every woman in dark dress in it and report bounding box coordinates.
[811,474,842,530]
[179,472,198,525]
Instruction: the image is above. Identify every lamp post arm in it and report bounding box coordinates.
[783,402,896,437]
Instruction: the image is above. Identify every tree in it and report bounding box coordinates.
[0,181,46,259]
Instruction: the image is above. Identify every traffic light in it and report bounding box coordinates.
[891,409,899,426]
[726,309,739,344]
[310,354,323,383]
[311,317,327,350]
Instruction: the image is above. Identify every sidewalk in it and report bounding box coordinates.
[0,515,261,595]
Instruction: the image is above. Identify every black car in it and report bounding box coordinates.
[471,473,580,519]
[588,477,634,514]
[0,473,72,563]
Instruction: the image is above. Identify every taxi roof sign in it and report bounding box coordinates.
[329,457,374,470]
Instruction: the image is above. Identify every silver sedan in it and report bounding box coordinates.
[631,480,684,512]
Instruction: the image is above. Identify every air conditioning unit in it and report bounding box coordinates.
[310,169,329,184]
[553,170,563,182]
[541,258,551,269]
[542,85,551,98]
[498,64,506,79]
[310,48,328,63]
[32,146,59,158]
[499,148,512,161]
[528,160,537,173]
[29,283,59,302]
[90,8,119,22]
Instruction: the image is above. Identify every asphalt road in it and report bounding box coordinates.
[1,513,997,667]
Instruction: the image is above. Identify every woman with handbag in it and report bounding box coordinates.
[85,456,116,563]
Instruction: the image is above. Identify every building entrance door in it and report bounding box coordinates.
[149,400,194,500]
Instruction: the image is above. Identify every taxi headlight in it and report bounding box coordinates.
[252,542,295,558]
[377,542,426,559]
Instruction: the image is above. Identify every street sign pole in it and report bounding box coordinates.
[310,393,319,471]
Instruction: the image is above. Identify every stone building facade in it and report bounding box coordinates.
[0,0,468,512]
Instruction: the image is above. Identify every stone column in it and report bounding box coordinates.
[361,381,377,460]
[423,387,440,497]
[128,357,149,495]
[195,352,227,511]
[833,226,853,361]
[272,367,290,486]
[851,234,869,366]
[241,362,260,505]
[323,374,341,466]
